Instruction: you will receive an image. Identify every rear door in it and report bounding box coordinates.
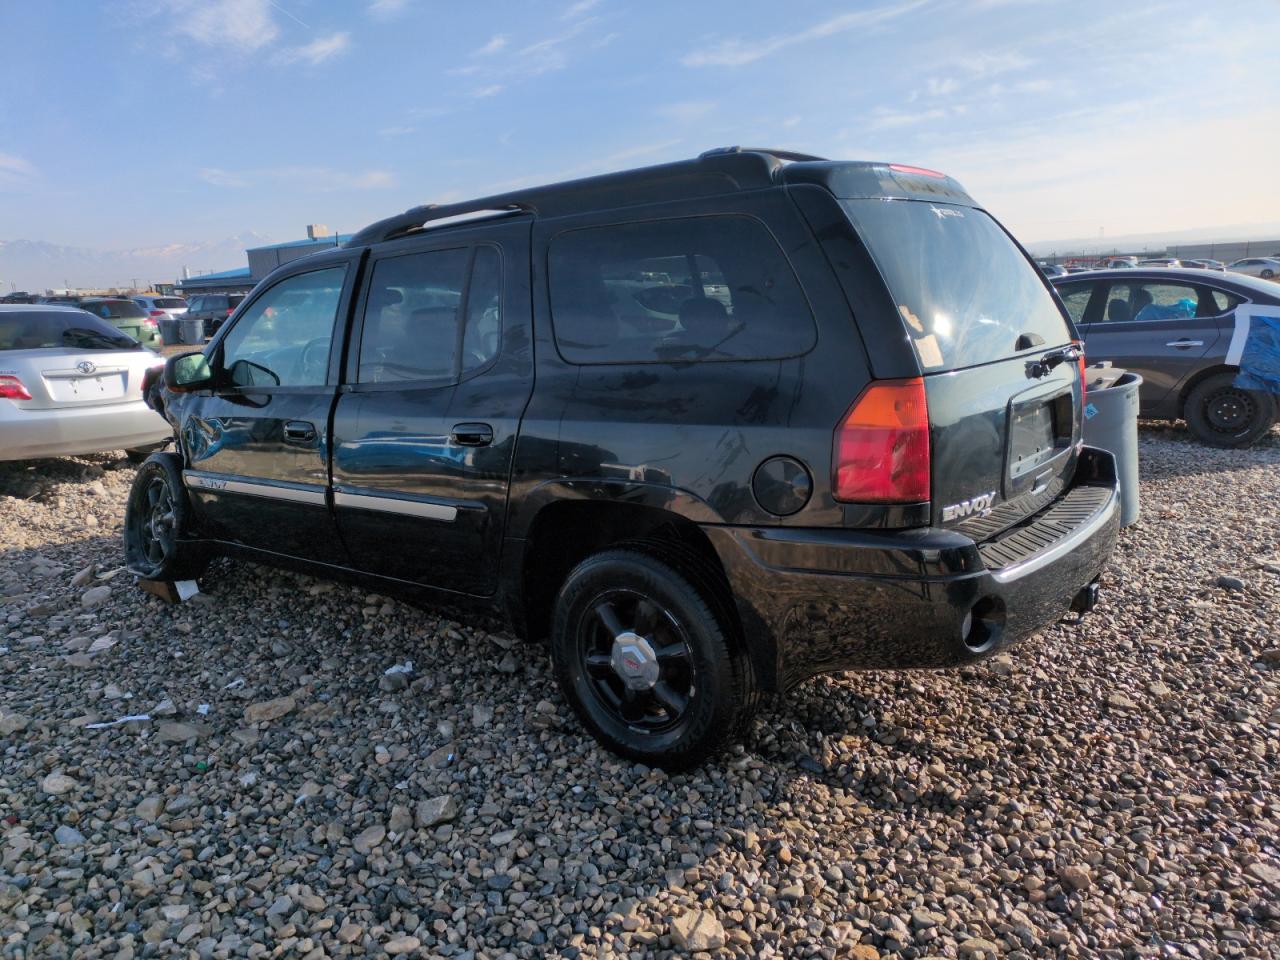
[178,261,356,563]
[330,218,533,597]
[1080,278,1222,414]
[840,198,1082,531]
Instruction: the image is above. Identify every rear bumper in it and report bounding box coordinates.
[705,446,1120,690]
[0,398,171,461]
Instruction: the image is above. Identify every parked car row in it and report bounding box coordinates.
[1042,255,1279,277]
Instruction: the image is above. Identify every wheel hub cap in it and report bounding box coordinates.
[610,631,660,690]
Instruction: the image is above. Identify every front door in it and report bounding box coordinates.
[180,262,355,564]
[331,220,533,596]
[1081,278,1223,413]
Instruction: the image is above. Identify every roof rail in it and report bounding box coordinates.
[698,146,828,163]
[344,199,536,248]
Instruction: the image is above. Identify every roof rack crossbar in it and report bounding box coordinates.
[345,199,537,247]
[698,146,828,163]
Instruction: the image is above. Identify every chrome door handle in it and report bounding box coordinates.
[1165,339,1203,348]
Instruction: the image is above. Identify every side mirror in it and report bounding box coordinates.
[164,351,214,392]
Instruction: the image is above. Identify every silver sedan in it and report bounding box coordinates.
[0,305,171,462]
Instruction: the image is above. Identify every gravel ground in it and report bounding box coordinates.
[1,423,1278,960]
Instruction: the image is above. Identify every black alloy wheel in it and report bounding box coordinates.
[123,453,208,581]
[551,547,757,769]
[577,588,696,734]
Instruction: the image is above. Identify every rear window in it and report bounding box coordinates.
[841,199,1071,371]
[548,215,816,363]
[154,298,187,309]
[0,310,139,351]
[85,300,146,319]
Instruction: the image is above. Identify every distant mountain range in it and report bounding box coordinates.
[0,235,272,293]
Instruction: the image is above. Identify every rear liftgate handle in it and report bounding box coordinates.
[283,420,317,445]
[451,422,494,447]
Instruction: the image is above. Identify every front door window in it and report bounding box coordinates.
[220,267,346,387]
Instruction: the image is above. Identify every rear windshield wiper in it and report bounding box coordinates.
[62,328,136,350]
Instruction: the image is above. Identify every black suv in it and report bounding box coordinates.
[128,148,1119,768]
[184,293,246,338]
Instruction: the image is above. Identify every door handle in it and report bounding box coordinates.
[283,420,317,445]
[1165,339,1203,348]
[451,422,494,447]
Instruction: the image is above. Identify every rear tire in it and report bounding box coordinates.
[550,548,756,770]
[1184,373,1276,447]
[124,453,208,581]
[1261,268,1274,280]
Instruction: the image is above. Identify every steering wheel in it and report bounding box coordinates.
[296,337,330,382]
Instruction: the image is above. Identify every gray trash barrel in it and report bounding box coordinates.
[177,317,205,344]
[1081,367,1141,527]
[158,317,179,345]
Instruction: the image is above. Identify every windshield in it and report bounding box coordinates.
[0,309,139,351]
[841,198,1072,371]
[85,300,146,319]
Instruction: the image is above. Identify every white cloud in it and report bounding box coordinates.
[869,106,947,130]
[0,151,35,186]
[926,77,958,97]
[682,0,929,67]
[562,0,601,19]
[198,167,250,187]
[368,0,410,18]
[198,166,394,191]
[166,0,279,51]
[277,31,351,66]
[958,50,1033,77]
[656,101,717,124]
[378,125,416,137]
[473,34,509,56]
[472,84,505,99]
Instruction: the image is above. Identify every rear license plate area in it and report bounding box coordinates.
[1005,386,1073,496]
[1009,402,1057,480]
[46,372,126,402]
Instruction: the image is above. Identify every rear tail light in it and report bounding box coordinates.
[149,309,165,317]
[225,308,234,316]
[833,377,931,503]
[0,375,32,401]
[141,366,162,404]
[1075,342,1087,403]
[889,163,946,179]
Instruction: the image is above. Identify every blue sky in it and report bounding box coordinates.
[2,0,1279,265]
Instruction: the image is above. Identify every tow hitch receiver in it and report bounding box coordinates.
[1069,578,1101,617]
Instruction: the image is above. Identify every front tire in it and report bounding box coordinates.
[550,548,756,770]
[124,453,208,581]
[1184,373,1276,447]
[1261,268,1274,280]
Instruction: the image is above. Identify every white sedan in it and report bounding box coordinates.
[0,305,171,462]
[1227,257,1280,280]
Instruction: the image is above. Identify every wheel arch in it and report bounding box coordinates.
[507,498,777,689]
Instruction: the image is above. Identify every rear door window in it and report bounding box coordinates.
[1056,282,1095,325]
[841,199,1072,370]
[1099,281,1203,323]
[548,215,816,363]
[357,248,469,384]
